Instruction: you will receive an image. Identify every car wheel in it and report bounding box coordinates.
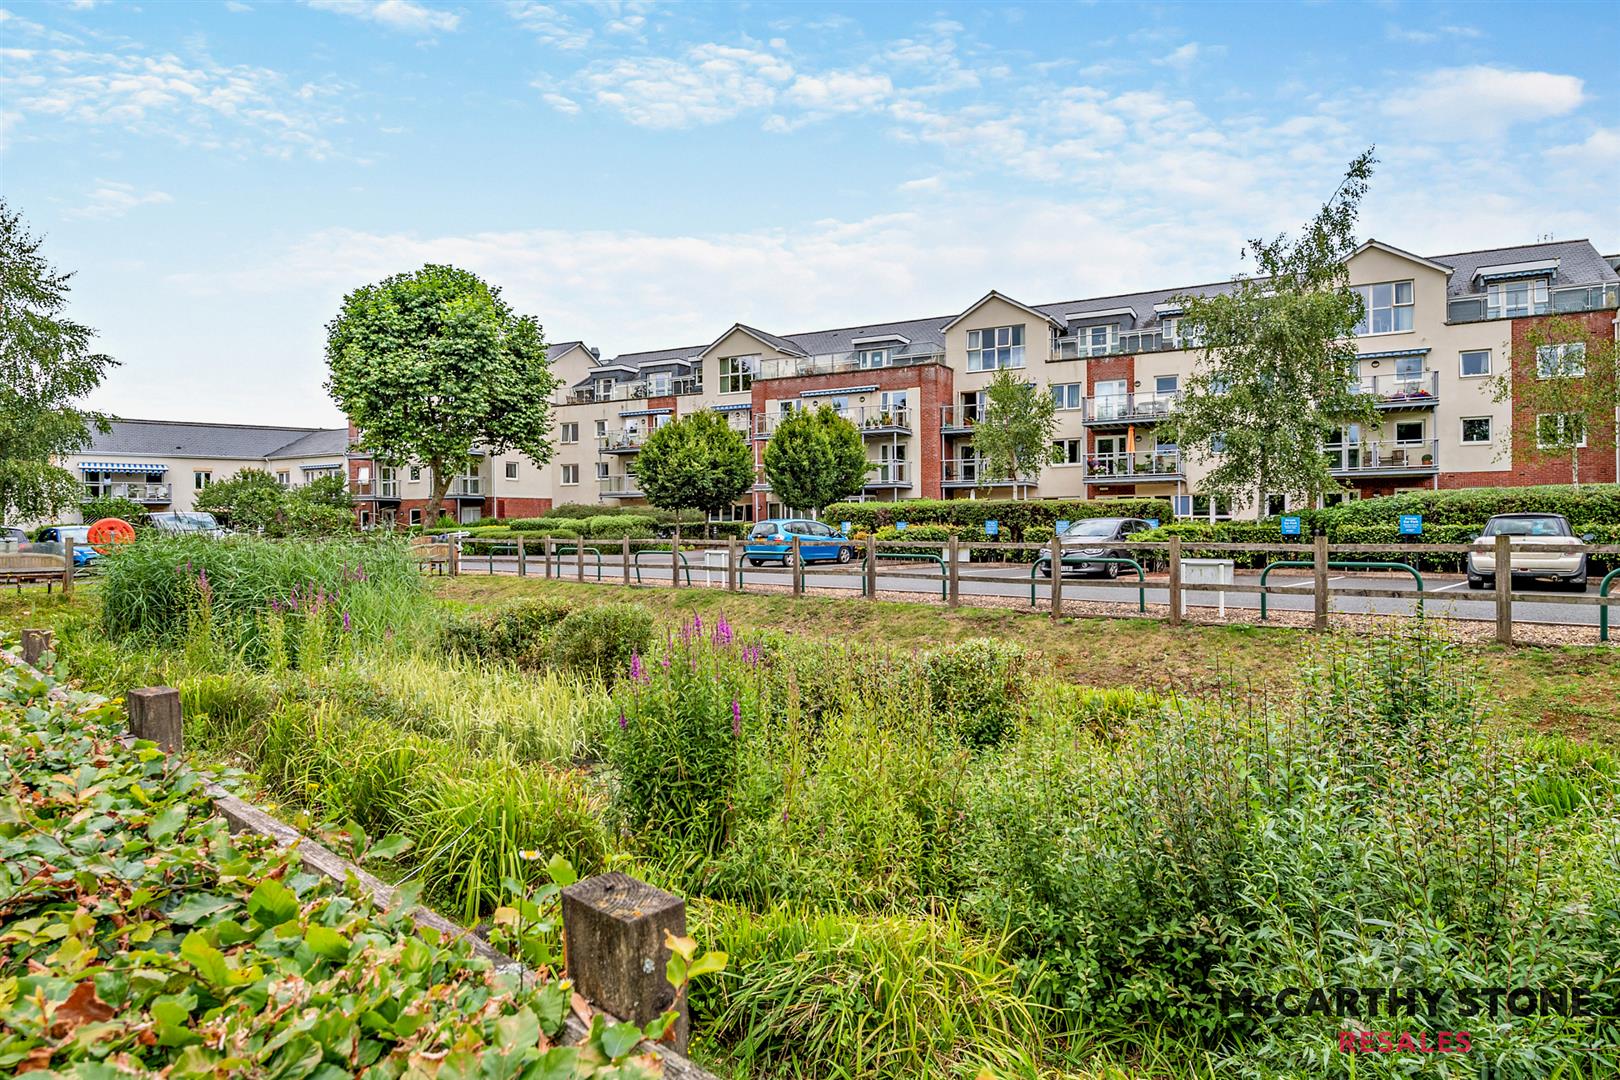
[1567,558,1588,591]
[836,545,853,564]
[781,551,796,568]
[1103,560,1121,579]
[747,558,762,567]
[1037,559,1052,578]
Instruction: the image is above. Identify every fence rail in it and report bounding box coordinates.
[438,532,1619,645]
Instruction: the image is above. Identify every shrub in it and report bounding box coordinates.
[826,496,1173,540]
[549,603,655,683]
[873,522,955,557]
[440,598,573,668]
[924,638,1033,750]
[79,495,149,527]
[579,514,656,539]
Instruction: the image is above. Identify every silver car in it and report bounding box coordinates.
[1467,513,1591,590]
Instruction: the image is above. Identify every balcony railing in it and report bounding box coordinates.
[1084,392,1178,424]
[599,475,644,497]
[1085,450,1185,480]
[559,375,702,406]
[1324,439,1439,475]
[1354,371,1439,408]
[599,429,648,453]
[941,458,1018,486]
[376,480,400,499]
[447,478,483,497]
[1054,330,1196,360]
[754,405,912,438]
[865,461,911,487]
[757,344,946,381]
[1447,282,1619,323]
[89,482,172,503]
[940,404,983,431]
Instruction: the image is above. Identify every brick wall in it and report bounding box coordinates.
[1085,354,1136,457]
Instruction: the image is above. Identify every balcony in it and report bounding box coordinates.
[559,375,702,406]
[754,405,912,439]
[599,429,648,454]
[1447,282,1619,323]
[1324,439,1439,477]
[864,461,911,489]
[376,480,400,499]
[1053,329,1195,361]
[1084,392,1178,426]
[941,458,1017,488]
[757,344,946,381]
[599,475,644,498]
[940,404,983,433]
[447,477,484,498]
[95,481,172,504]
[1354,371,1439,409]
[1084,450,1185,481]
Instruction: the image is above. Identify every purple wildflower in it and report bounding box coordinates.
[731,698,741,739]
[693,613,702,636]
[618,712,628,730]
[714,614,733,646]
[630,650,646,683]
[270,598,283,614]
[341,610,352,632]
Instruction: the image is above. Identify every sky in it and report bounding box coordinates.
[3,0,1617,428]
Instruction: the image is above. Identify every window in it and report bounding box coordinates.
[857,348,888,369]
[1352,280,1414,335]
[504,461,518,480]
[1536,342,1586,378]
[967,325,1025,371]
[408,466,421,482]
[560,422,579,444]
[193,470,211,490]
[648,372,670,396]
[595,462,609,479]
[1461,417,1492,444]
[1393,355,1424,383]
[595,378,615,400]
[1074,324,1115,357]
[409,508,422,526]
[595,419,607,437]
[1154,374,1179,395]
[1265,494,1287,517]
[1050,382,1083,410]
[1536,414,1587,449]
[1460,350,1491,378]
[1394,420,1425,445]
[1093,379,1128,421]
[1053,439,1084,464]
[1487,278,1549,319]
[719,356,758,394]
[560,464,580,485]
[276,471,290,486]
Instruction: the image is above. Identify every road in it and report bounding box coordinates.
[455,552,1605,630]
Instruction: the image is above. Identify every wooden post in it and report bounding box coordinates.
[517,537,527,577]
[1167,535,1183,627]
[448,535,460,577]
[544,537,554,579]
[128,686,183,754]
[791,535,803,597]
[622,536,632,587]
[21,629,54,668]
[62,535,75,596]
[946,534,960,608]
[671,525,681,591]
[1495,532,1513,645]
[1312,532,1329,631]
[1049,537,1063,620]
[865,534,878,599]
[561,872,689,1053]
[576,541,585,582]
[726,537,739,592]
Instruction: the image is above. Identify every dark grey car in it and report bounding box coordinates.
[1034,517,1155,578]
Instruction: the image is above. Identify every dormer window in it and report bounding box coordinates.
[1487,278,1550,320]
[1075,324,1116,357]
[1352,281,1414,335]
[857,348,888,369]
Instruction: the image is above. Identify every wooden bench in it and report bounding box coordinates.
[409,538,451,575]
[0,553,72,594]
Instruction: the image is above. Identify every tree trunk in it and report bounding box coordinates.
[424,459,452,526]
[1572,446,1581,489]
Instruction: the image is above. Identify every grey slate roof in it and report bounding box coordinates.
[86,419,349,461]
[781,313,952,356]
[1428,239,1619,298]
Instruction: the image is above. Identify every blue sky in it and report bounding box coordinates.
[3,0,1616,426]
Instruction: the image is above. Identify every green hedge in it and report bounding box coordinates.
[825,498,1173,541]
[1318,484,1620,530]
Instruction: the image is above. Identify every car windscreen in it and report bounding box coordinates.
[1483,517,1571,538]
[749,523,779,539]
[1063,519,1120,539]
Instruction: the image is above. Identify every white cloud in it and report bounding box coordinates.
[1546,127,1620,169]
[1385,23,1482,44]
[897,175,942,193]
[66,180,173,220]
[1384,66,1584,140]
[506,1,591,49]
[573,43,794,128]
[306,0,459,35]
[1156,43,1201,70]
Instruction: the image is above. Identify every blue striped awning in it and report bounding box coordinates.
[80,462,166,473]
[1477,270,1553,284]
[300,462,343,471]
[619,407,673,418]
[1356,347,1430,360]
[802,385,877,397]
[712,403,752,412]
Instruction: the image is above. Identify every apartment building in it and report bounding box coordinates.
[536,237,1618,522]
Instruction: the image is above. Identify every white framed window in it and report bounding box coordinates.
[595,419,607,437]
[1536,342,1586,378]
[1536,414,1587,449]
[857,348,888,369]
[719,356,758,394]
[1050,382,1083,410]
[560,464,580,485]
[595,378,615,400]
[1053,438,1084,464]
[648,372,671,396]
[1459,350,1491,378]
[408,465,421,482]
[560,422,579,444]
[1394,419,1425,445]
[1461,417,1492,445]
[1074,324,1116,357]
[1392,355,1425,383]
[1352,280,1414,335]
[1154,374,1179,395]
[276,471,290,486]
[409,508,422,526]
[1487,278,1549,319]
[193,470,211,490]
[504,461,518,480]
[596,462,609,479]
[967,325,1025,371]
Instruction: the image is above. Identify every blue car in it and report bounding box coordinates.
[34,525,98,565]
[745,518,856,567]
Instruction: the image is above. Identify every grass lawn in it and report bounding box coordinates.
[434,576,1620,745]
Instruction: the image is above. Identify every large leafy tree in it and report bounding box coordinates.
[970,368,1058,500]
[195,469,353,536]
[762,406,870,514]
[0,200,116,524]
[325,265,555,522]
[1163,149,1381,519]
[1489,315,1618,488]
[633,410,754,532]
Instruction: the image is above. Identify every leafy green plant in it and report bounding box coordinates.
[550,603,655,684]
[924,638,1033,749]
[825,496,1173,541]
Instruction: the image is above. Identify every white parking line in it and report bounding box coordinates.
[1278,576,1346,588]
[1430,580,1473,592]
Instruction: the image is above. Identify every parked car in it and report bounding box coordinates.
[1034,517,1156,578]
[745,518,856,567]
[1,525,26,545]
[1467,513,1592,590]
[148,511,226,537]
[33,525,98,565]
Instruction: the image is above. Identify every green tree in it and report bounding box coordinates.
[633,411,754,534]
[969,368,1058,500]
[324,265,555,523]
[79,495,149,528]
[194,469,354,536]
[762,405,870,514]
[1489,316,1618,488]
[1163,150,1381,519]
[0,200,116,524]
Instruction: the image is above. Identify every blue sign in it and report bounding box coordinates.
[1280,515,1302,536]
[984,519,999,536]
[1145,518,1160,529]
[1055,519,1071,535]
[896,520,908,532]
[841,521,851,535]
[1399,514,1423,536]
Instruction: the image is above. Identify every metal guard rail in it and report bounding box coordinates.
[551,543,604,581]
[1601,568,1620,642]
[1028,556,1146,612]
[632,547,692,587]
[1259,560,1422,620]
[859,552,947,599]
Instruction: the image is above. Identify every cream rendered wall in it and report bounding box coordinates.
[700,328,788,407]
[943,296,1057,399]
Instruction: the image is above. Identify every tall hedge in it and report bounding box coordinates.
[823,498,1173,541]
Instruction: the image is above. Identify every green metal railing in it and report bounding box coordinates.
[633,547,691,586]
[860,552,947,599]
[1259,560,1422,620]
[550,544,603,581]
[1029,555,1145,612]
[1599,568,1620,642]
